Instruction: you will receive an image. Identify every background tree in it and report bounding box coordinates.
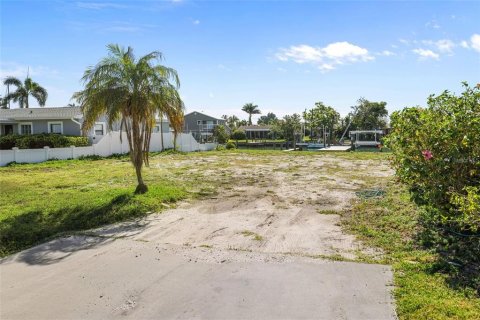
[3,76,48,108]
[350,98,388,129]
[231,129,246,142]
[0,95,7,109]
[257,112,278,125]
[166,106,184,150]
[304,102,340,144]
[278,113,302,147]
[238,119,248,127]
[241,103,261,125]
[73,44,183,194]
[226,115,240,130]
[213,125,229,144]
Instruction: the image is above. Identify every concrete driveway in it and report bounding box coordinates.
[1,233,395,320]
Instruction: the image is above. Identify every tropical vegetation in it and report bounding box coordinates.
[73,44,184,194]
[386,82,480,293]
[2,76,48,109]
[241,103,261,125]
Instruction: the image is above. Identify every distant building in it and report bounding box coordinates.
[238,125,272,140]
[0,106,169,144]
[183,111,227,142]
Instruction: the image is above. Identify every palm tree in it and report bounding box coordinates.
[0,95,7,109]
[166,106,184,150]
[3,76,48,108]
[73,44,183,194]
[242,103,261,125]
[226,115,239,129]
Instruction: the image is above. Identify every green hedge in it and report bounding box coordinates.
[386,83,480,292]
[0,134,90,150]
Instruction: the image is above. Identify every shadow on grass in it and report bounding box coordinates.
[0,193,152,263]
[418,226,480,295]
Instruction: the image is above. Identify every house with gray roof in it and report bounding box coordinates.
[0,106,169,144]
[183,111,227,143]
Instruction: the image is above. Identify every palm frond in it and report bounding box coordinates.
[3,76,22,87]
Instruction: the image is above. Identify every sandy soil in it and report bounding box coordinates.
[95,152,393,260]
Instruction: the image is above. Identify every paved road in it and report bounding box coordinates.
[1,234,396,319]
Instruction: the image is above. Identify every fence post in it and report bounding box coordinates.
[43,146,50,161]
[12,147,19,162]
[70,146,75,159]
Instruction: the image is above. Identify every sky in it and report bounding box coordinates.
[1,0,479,121]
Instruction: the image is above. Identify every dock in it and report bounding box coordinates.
[317,146,351,151]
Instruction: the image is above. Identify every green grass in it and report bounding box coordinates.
[342,181,480,319]
[0,157,189,256]
[240,230,263,241]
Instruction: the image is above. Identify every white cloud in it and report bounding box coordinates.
[435,39,455,53]
[193,19,200,25]
[275,41,374,71]
[422,39,455,54]
[412,48,440,60]
[379,50,396,56]
[398,39,410,45]
[470,34,480,53]
[460,40,470,49]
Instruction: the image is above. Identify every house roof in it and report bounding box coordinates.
[0,106,82,121]
[184,111,225,122]
[238,125,272,131]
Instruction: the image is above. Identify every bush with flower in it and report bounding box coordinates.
[386,83,480,291]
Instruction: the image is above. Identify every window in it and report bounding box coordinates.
[19,123,32,135]
[48,121,63,134]
[94,123,105,136]
[153,125,160,133]
[197,120,201,125]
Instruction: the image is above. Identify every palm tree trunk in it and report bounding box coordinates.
[131,117,148,194]
[173,131,178,150]
[160,113,164,151]
[248,114,252,125]
[134,162,147,193]
[25,95,29,109]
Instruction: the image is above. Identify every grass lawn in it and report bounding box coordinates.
[0,149,478,319]
[0,154,191,256]
[343,182,480,319]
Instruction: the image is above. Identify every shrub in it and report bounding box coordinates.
[225,141,236,149]
[386,83,480,292]
[213,125,229,144]
[0,134,90,150]
[215,145,225,151]
[231,129,246,141]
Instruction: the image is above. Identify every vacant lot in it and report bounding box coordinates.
[1,150,479,319]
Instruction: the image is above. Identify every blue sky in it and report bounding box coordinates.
[1,0,479,121]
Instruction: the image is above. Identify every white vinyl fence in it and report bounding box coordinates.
[0,132,217,166]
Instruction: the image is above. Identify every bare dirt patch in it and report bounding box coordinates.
[112,152,394,260]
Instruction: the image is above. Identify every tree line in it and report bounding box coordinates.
[221,99,389,143]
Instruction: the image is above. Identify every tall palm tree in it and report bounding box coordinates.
[73,44,183,194]
[3,76,48,108]
[242,103,261,125]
